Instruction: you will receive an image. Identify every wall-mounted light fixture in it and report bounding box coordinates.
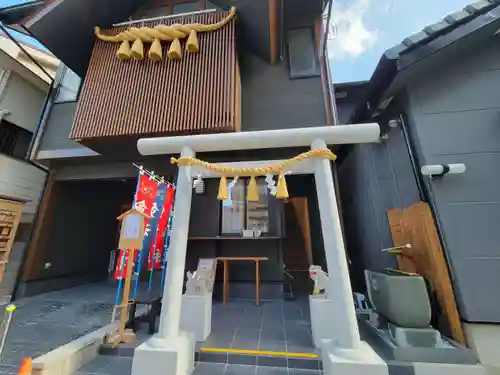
[421,163,466,178]
[388,119,400,128]
[378,133,389,142]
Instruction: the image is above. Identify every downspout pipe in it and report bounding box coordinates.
[398,113,425,200]
[319,0,339,125]
[398,113,455,280]
[27,75,55,165]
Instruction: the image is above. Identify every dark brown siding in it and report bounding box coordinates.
[70,10,237,140]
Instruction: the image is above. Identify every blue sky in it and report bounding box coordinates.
[327,0,473,83]
[0,0,477,83]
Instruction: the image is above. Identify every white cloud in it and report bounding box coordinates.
[327,0,386,60]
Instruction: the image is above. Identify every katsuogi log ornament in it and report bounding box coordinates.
[94,7,236,61]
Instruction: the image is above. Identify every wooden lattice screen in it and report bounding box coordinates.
[387,201,466,345]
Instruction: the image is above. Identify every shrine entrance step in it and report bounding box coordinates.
[196,347,321,370]
[99,344,322,370]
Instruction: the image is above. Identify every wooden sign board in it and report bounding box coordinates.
[117,208,148,250]
[197,258,217,292]
[0,198,24,285]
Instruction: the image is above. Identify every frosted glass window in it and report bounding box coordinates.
[220,178,269,235]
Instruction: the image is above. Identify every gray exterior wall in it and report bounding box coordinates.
[403,37,500,323]
[240,48,326,131]
[38,102,85,151]
[19,179,134,297]
[338,100,420,292]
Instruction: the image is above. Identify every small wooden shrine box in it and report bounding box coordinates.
[117,207,149,250]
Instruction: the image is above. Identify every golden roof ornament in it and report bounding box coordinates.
[94,7,236,61]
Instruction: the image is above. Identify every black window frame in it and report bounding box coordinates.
[0,120,33,160]
[286,27,321,80]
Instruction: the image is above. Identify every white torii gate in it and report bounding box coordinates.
[131,124,388,375]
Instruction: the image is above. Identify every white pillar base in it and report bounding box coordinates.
[131,332,196,375]
[321,341,389,375]
[180,293,212,342]
[309,295,336,348]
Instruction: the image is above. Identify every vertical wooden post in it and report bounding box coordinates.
[255,260,260,307]
[314,18,334,126]
[268,0,278,65]
[118,249,135,337]
[223,260,229,305]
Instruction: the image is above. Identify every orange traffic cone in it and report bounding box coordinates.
[18,358,32,375]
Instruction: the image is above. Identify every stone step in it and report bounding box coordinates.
[99,345,322,370]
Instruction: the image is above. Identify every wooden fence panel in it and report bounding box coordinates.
[387,202,466,345]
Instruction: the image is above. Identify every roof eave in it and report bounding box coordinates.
[348,1,500,124]
[0,0,44,25]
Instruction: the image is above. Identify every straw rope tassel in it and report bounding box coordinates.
[117,40,131,60]
[218,175,228,200]
[276,173,289,199]
[94,7,236,61]
[186,30,199,52]
[131,38,144,60]
[247,176,259,202]
[168,38,182,59]
[149,38,163,61]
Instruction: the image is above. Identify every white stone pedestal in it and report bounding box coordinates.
[180,293,212,342]
[321,341,388,375]
[309,295,337,348]
[131,331,196,375]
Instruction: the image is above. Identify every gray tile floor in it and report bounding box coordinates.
[0,281,158,373]
[205,298,316,353]
[0,280,317,375]
[102,298,317,354]
[75,356,321,375]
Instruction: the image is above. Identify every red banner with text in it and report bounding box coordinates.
[151,186,175,270]
[114,173,158,280]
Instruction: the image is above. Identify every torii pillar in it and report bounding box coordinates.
[132,124,388,375]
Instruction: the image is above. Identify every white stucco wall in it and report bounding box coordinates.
[0,154,46,223]
[0,72,46,133]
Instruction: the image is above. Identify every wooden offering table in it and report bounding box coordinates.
[217,257,268,307]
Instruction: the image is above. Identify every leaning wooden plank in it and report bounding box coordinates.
[413,202,466,345]
[387,207,418,273]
